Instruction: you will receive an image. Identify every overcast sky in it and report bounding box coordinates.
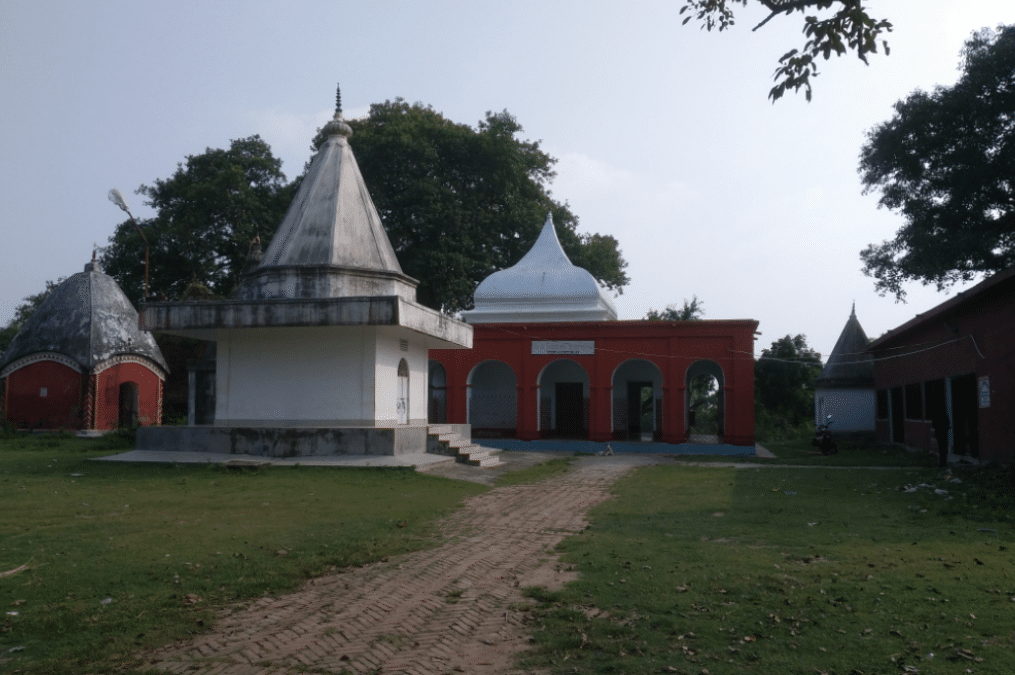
[2,0,1012,360]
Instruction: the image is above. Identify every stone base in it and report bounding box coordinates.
[136,425,434,458]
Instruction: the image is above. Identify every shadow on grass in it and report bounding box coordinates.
[518,461,1015,674]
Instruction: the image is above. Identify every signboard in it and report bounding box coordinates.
[978,375,990,408]
[531,340,595,355]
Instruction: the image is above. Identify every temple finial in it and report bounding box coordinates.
[321,84,352,138]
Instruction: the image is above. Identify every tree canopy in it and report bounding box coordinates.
[101,136,296,302]
[755,334,823,427]
[340,100,629,313]
[644,295,705,321]
[0,279,64,354]
[680,0,893,101]
[858,25,1015,300]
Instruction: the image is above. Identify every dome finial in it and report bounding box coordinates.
[322,83,353,138]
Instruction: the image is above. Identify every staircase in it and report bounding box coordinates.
[426,424,504,468]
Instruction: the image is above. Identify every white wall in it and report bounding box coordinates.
[815,388,876,432]
[373,332,428,425]
[215,326,377,426]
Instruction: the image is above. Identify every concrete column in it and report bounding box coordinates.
[589,384,613,442]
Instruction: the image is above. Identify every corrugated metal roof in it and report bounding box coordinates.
[815,305,873,388]
[0,262,167,374]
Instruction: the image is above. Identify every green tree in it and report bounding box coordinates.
[755,334,823,427]
[680,0,893,101]
[859,25,1015,300]
[101,135,296,302]
[0,279,64,353]
[338,100,630,313]
[645,295,705,321]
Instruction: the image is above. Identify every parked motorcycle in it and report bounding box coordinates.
[811,414,838,455]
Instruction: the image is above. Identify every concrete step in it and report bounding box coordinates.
[414,455,457,472]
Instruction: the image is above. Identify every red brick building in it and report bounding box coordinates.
[868,266,1015,464]
[1,261,167,430]
[429,215,758,449]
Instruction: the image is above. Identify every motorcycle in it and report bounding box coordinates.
[811,414,838,455]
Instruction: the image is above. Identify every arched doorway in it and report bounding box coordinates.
[397,359,409,425]
[118,381,139,428]
[612,359,664,441]
[537,359,590,439]
[428,360,447,424]
[468,361,517,437]
[686,360,724,443]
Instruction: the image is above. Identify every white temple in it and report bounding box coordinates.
[138,89,473,456]
[461,213,618,324]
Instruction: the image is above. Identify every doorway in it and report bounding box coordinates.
[950,374,979,457]
[627,381,654,440]
[555,382,585,438]
[118,382,139,427]
[397,359,409,425]
[890,386,904,444]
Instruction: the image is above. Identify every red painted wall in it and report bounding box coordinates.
[431,320,758,446]
[871,275,1015,464]
[94,361,164,430]
[3,361,83,429]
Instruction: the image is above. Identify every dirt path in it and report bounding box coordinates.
[144,455,662,675]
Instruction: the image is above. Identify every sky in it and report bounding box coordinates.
[2,0,1013,361]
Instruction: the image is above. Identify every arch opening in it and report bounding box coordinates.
[538,359,590,439]
[468,360,517,438]
[397,359,409,425]
[686,360,724,444]
[118,381,139,428]
[427,360,447,424]
[611,359,664,441]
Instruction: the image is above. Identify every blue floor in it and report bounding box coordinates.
[476,438,756,456]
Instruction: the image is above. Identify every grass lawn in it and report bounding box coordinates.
[0,432,487,674]
[520,457,1015,674]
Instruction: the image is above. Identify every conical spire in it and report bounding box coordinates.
[237,86,418,301]
[816,306,873,388]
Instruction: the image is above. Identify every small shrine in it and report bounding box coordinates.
[814,305,875,436]
[136,88,473,457]
[0,259,168,430]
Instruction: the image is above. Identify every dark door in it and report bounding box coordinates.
[555,382,585,438]
[627,381,652,439]
[890,386,905,443]
[950,374,979,457]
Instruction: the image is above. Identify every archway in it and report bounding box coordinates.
[537,359,590,439]
[686,360,724,443]
[397,359,409,425]
[427,360,447,424]
[468,361,517,437]
[118,381,139,428]
[612,359,664,441]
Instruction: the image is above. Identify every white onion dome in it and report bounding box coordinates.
[462,214,618,323]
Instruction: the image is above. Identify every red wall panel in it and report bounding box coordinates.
[3,361,83,429]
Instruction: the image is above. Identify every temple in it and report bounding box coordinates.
[0,260,168,430]
[430,214,758,452]
[135,89,478,459]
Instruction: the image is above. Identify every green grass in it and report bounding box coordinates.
[673,436,934,467]
[494,456,576,486]
[0,433,487,674]
[519,462,1015,674]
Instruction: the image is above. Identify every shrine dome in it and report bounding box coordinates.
[462,214,618,324]
[1,261,167,375]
